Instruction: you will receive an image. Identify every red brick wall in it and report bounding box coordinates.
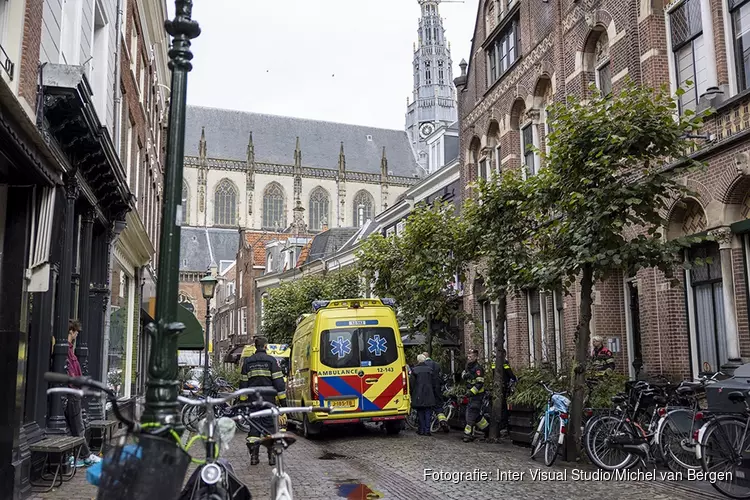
[19,0,43,104]
[458,0,750,380]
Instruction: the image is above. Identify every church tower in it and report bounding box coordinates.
[405,0,458,174]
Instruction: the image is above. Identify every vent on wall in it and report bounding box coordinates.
[366,135,373,141]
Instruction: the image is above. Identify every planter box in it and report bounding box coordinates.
[508,405,537,445]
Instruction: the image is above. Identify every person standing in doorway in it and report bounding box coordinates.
[64,320,102,467]
[410,354,440,436]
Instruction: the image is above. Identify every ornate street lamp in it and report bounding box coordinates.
[199,271,218,393]
[142,1,200,427]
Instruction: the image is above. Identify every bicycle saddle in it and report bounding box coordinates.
[259,432,297,448]
[676,381,704,395]
[728,391,749,404]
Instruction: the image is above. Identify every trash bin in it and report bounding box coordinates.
[705,363,750,414]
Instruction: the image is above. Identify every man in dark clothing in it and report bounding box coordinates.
[422,351,448,431]
[64,320,101,467]
[410,354,440,435]
[239,337,287,466]
[462,349,489,442]
[499,359,517,433]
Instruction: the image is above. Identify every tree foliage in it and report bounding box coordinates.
[356,199,472,354]
[533,81,706,460]
[463,168,542,439]
[261,268,363,344]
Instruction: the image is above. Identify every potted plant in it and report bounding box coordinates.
[506,365,565,445]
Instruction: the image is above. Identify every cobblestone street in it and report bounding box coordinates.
[32,424,724,500]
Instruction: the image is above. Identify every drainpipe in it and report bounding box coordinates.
[113,0,124,151]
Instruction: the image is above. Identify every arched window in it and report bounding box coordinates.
[181,182,189,225]
[425,61,432,85]
[308,187,330,231]
[594,32,611,96]
[213,178,237,226]
[352,190,374,227]
[438,60,445,84]
[262,183,285,230]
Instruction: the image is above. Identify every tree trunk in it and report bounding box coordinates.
[488,291,507,440]
[565,264,594,462]
[426,314,433,357]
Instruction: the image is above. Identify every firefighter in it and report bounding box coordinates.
[422,351,448,432]
[239,336,287,466]
[591,336,616,374]
[462,349,488,442]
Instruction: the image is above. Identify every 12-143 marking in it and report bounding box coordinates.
[377,367,394,373]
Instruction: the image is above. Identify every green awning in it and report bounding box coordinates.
[177,305,205,350]
[731,218,750,234]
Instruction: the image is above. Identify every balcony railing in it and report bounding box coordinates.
[0,42,14,80]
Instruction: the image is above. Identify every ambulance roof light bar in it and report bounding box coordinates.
[312,300,330,312]
[380,298,396,308]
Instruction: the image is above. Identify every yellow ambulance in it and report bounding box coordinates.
[286,298,410,438]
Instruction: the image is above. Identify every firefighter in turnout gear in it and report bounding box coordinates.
[240,337,287,466]
[422,351,448,432]
[462,349,488,442]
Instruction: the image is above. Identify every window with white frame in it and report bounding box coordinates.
[239,271,243,299]
[730,0,750,92]
[477,155,490,181]
[241,307,247,336]
[669,0,709,113]
[521,124,537,175]
[260,294,268,327]
[527,288,542,365]
[494,145,502,174]
[130,21,138,72]
[61,0,83,65]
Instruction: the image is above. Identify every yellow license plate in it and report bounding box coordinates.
[329,399,356,408]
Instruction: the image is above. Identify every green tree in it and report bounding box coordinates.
[261,268,362,343]
[464,168,541,440]
[357,199,472,356]
[533,82,705,460]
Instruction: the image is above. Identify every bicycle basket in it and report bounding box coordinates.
[95,432,190,500]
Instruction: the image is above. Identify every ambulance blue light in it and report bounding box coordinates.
[312,300,330,312]
[381,298,396,307]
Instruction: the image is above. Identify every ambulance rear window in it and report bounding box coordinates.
[320,327,398,368]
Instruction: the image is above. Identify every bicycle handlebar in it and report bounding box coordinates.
[537,381,568,397]
[178,387,277,407]
[240,406,333,420]
[44,372,135,431]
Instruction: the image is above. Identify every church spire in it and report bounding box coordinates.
[405,0,458,175]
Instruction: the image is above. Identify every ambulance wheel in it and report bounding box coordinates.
[384,421,402,435]
[302,414,321,440]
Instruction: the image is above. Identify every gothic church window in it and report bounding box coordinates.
[425,60,432,84]
[352,190,374,228]
[309,187,330,231]
[213,178,237,226]
[438,60,445,84]
[181,182,189,225]
[262,183,286,230]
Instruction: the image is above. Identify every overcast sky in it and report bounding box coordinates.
[168,0,478,130]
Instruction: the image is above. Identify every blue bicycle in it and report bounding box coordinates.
[530,382,571,466]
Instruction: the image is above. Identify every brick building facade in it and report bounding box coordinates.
[456,0,750,380]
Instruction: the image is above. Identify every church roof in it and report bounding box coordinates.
[180,227,240,272]
[185,106,420,177]
[306,227,360,263]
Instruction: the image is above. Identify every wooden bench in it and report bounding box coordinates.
[29,435,85,492]
[89,420,119,452]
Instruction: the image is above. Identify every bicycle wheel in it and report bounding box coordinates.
[405,409,418,430]
[430,415,440,433]
[181,404,206,433]
[530,416,545,460]
[658,408,701,474]
[544,413,562,467]
[700,416,750,499]
[586,416,638,470]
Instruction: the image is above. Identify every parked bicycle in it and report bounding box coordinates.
[181,378,252,434]
[178,390,334,500]
[530,382,570,466]
[694,388,750,499]
[45,372,190,500]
